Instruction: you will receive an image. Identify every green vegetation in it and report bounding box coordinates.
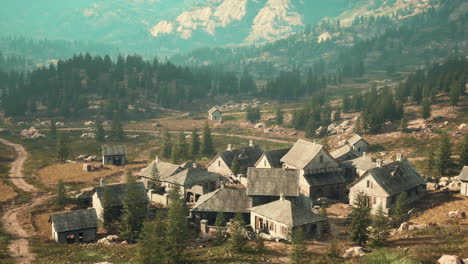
[350,191,371,246]
[363,249,420,264]
[436,131,452,175]
[121,172,147,243]
[56,133,70,162]
[138,214,167,264]
[246,107,261,124]
[201,122,214,157]
[0,226,14,264]
[370,205,391,246]
[213,212,226,246]
[54,180,68,209]
[165,186,189,263]
[392,192,409,227]
[229,212,248,254]
[289,227,307,264]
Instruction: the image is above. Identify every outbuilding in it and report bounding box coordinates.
[101,145,127,166]
[50,209,98,243]
[208,107,222,121]
[460,166,468,196]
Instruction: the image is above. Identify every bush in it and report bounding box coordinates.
[363,249,421,264]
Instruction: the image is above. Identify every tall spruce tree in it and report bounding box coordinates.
[392,192,409,227]
[165,186,188,264]
[138,214,167,264]
[112,112,125,141]
[95,115,105,142]
[275,108,284,125]
[421,99,431,122]
[55,180,67,209]
[201,122,214,157]
[161,129,172,159]
[426,149,435,176]
[56,133,70,162]
[350,191,371,246]
[289,227,307,264]
[214,212,226,245]
[102,184,119,232]
[436,132,452,175]
[189,128,200,157]
[460,134,468,166]
[449,82,460,110]
[370,205,390,246]
[121,171,147,243]
[400,112,408,133]
[50,120,57,139]
[229,212,247,254]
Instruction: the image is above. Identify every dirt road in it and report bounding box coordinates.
[0,138,42,264]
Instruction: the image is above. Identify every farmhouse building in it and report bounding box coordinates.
[247,168,299,206]
[208,107,222,121]
[348,155,426,214]
[50,208,98,243]
[250,195,325,241]
[342,153,377,182]
[346,134,369,153]
[206,141,262,177]
[93,182,148,221]
[101,145,127,166]
[254,148,290,169]
[460,166,468,196]
[139,157,185,189]
[331,144,360,162]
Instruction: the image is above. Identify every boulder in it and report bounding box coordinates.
[448,210,466,219]
[439,181,448,187]
[84,121,95,126]
[97,238,111,245]
[448,181,461,192]
[426,182,439,191]
[437,255,463,264]
[263,128,273,133]
[342,247,366,258]
[440,177,450,182]
[255,122,265,128]
[457,123,466,131]
[106,235,119,241]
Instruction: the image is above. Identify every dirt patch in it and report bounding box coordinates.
[36,162,144,187]
[32,211,54,240]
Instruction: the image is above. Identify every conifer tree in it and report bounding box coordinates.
[165,186,188,264]
[461,134,468,166]
[56,133,70,162]
[392,192,409,227]
[214,212,226,245]
[149,163,161,192]
[50,120,57,139]
[102,184,118,232]
[229,212,247,254]
[121,171,147,243]
[95,115,105,142]
[160,129,172,159]
[178,132,188,161]
[305,117,317,139]
[421,99,431,122]
[400,112,408,133]
[350,191,371,246]
[426,149,435,175]
[436,132,452,175]
[55,180,67,209]
[231,155,241,176]
[354,116,363,134]
[171,142,180,164]
[275,108,284,125]
[138,214,167,264]
[289,227,307,264]
[370,205,390,246]
[112,112,125,141]
[189,128,200,158]
[449,82,460,110]
[201,122,214,157]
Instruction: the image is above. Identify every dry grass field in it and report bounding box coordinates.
[412,192,468,225]
[36,162,145,187]
[0,182,16,202]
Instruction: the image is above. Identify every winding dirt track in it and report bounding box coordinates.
[0,138,44,264]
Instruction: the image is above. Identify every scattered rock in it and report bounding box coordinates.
[20,127,45,139]
[106,235,119,242]
[426,182,439,191]
[255,122,265,128]
[448,181,461,192]
[84,121,95,126]
[448,210,466,219]
[458,123,466,131]
[55,122,64,126]
[342,247,366,258]
[80,132,96,139]
[437,255,463,264]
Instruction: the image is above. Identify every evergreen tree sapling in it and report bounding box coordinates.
[436,132,452,175]
[165,186,188,264]
[201,122,214,157]
[350,191,371,246]
[138,214,167,264]
[121,171,147,243]
[289,227,307,264]
[370,205,390,246]
[56,133,70,162]
[55,180,67,209]
[190,128,200,157]
[392,192,409,227]
[229,212,247,253]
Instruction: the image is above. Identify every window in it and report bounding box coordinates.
[264,160,267,167]
[319,155,323,163]
[358,147,361,151]
[367,180,372,188]
[218,160,221,167]
[373,197,377,204]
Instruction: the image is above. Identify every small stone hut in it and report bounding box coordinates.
[49,209,98,243]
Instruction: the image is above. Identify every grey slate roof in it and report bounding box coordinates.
[208,107,221,114]
[280,139,323,169]
[331,145,359,161]
[250,199,325,227]
[50,209,98,233]
[192,187,249,213]
[95,182,148,207]
[460,166,468,181]
[354,160,426,196]
[101,145,127,156]
[304,171,345,186]
[140,160,183,179]
[347,134,368,147]
[214,145,263,169]
[255,148,290,168]
[165,168,225,187]
[246,168,299,197]
[343,156,377,172]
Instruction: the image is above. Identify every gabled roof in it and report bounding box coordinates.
[50,209,98,233]
[347,134,368,146]
[304,171,345,186]
[165,168,225,187]
[247,168,299,197]
[460,166,468,181]
[331,145,360,161]
[208,107,221,114]
[255,148,290,168]
[209,145,263,170]
[343,155,377,172]
[140,160,183,179]
[101,145,127,156]
[95,182,148,207]
[191,187,249,213]
[351,160,426,196]
[250,199,324,227]
[280,139,323,169]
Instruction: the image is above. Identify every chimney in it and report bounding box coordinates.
[249,140,254,147]
[100,178,104,187]
[279,193,285,201]
[396,153,403,162]
[155,155,159,163]
[313,140,316,145]
[363,152,367,157]
[227,144,232,151]
[192,163,197,168]
[377,159,383,168]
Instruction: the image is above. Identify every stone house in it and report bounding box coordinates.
[191,187,250,225]
[346,134,369,153]
[342,153,377,183]
[348,156,426,214]
[50,209,98,243]
[206,141,263,177]
[280,139,345,200]
[208,107,222,121]
[254,148,290,169]
[460,166,468,196]
[250,195,325,241]
[101,145,127,166]
[164,166,226,202]
[93,182,148,221]
[331,144,360,162]
[139,157,184,189]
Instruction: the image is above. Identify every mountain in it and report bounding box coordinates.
[1,0,367,56]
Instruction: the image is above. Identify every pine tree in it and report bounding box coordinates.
[370,205,390,246]
[171,142,180,164]
[161,129,172,159]
[56,133,70,162]
[231,155,241,176]
[354,116,363,134]
[305,117,316,138]
[436,132,452,175]
[289,227,307,264]
[421,99,431,122]
[165,186,188,264]
[189,128,200,158]
[112,112,125,141]
[201,122,214,157]
[214,212,226,245]
[102,184,119,232]
[55,180,67,209]
[392,192,409,227]
[461,134,468,166]
[275,108,284,125]
[426,149,435,175]
[96,115,105,142]
[138,214,167,264]
[350,191,371,246]
[229,212,247,254]
[177,132,188,161]
[50,120,57,139]
[400,112,408,133]
[149,163,161,191]
[449,82,460,110]
[121,171,147,243]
